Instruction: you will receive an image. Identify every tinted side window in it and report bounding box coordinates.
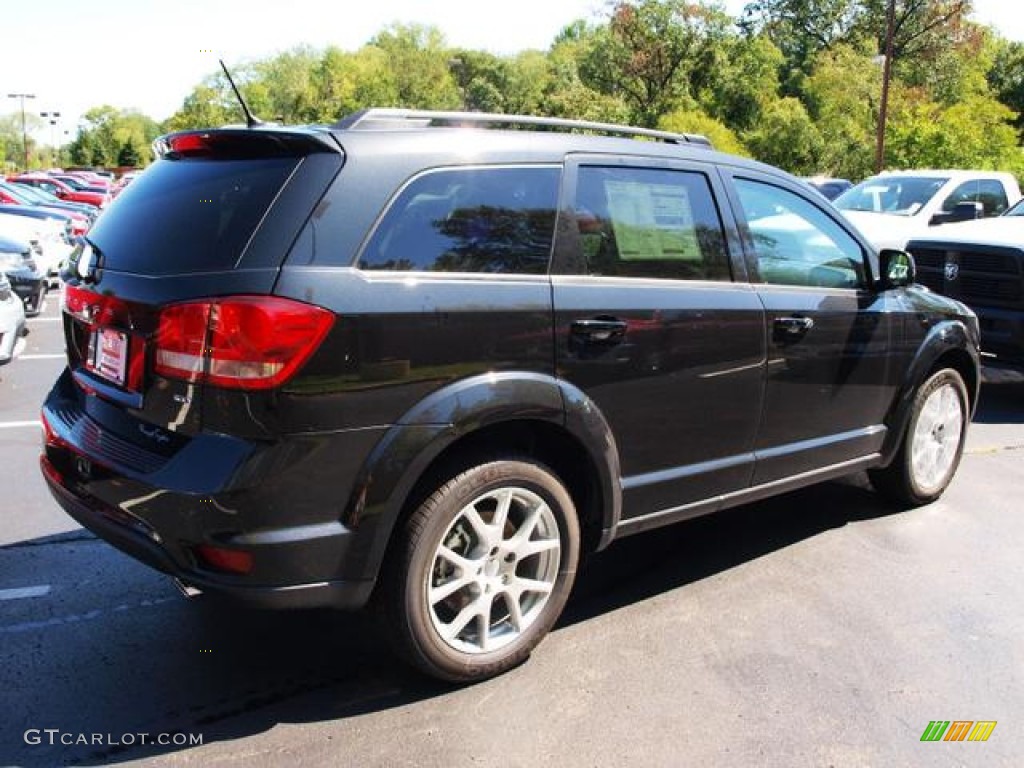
[735,178,865,289]
[571,166,730,281]
[976,179,1008,215]
[941,180,979,212]
[358,166,559,274]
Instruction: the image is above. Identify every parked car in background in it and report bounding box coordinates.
[0,234,47,317]
[65,167,114,183]
[0,207,73,287]
[0,182,93,237]
[50,174,111,195]
[804,176,853,201]
[0,270,27,365]
[111,170,140,198]
[9,174,108,210]
[42,109,980,683]
[834,170,1021,251]
[62,170,113,187]
[906,197,1024,368]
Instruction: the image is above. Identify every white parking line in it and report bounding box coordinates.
[27,317,61,323]
[18,354,65,360]
[0,421,41,429]
[0,585,51,601]
[0,595,177,634]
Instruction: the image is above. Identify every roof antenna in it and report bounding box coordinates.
[219,58,263,128]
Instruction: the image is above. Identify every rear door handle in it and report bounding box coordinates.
[570,318,628,343]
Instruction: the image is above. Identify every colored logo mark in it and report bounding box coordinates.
[920,720,997,742]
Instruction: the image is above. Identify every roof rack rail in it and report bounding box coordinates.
[333,108,713,148]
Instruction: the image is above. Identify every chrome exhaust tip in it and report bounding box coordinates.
[174,579,203,598]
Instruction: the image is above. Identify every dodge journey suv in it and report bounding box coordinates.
[41,109,980,681]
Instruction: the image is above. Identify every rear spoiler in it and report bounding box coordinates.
[153,129,341,160]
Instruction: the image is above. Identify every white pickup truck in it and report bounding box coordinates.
[833,169,1022,251]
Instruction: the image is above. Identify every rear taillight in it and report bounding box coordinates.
[154,296,334,390]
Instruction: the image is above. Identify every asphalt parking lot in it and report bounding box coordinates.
[1,292,1023,767]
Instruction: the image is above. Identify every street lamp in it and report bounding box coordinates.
[7,92,37,171]
[40,110,62,167]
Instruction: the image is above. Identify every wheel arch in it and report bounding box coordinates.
[879,319,980,466]
[342,372,622,588]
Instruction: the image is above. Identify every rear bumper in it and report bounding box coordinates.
[42,455,375,609]
[39,372,387,610]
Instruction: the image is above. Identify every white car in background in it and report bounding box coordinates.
[0,271,27,365]
[833,170,1022,251]
[0,211,73,286]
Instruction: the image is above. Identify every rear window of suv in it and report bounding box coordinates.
[86,157,300,275]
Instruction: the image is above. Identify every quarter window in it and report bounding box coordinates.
[942,179,1009,216]
[569,166,731,281]
[735,178,866,289]
[358,166,559,274]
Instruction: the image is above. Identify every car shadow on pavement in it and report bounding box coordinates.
[561,473,898,629]
[972,377,1024,424]
[1,474,908,767]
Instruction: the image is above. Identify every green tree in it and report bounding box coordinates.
[659,109,750,155]
[988,38,1024,137]
[740,0,862,81]
[370,24,461,109]
[860,0,973,62]
[117,141,141,167]
[802,44,880,178]
[743,0,975,94]
[0,112,45,170]
[743,97,824,173]
[163,79,234,132]
[703,33,784,131]
[887,94,1021,169]
[69,106,160,168]
[580,0,732,127]
[541,27,631,123]
[252,46,321,122]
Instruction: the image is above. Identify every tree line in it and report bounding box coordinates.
[5,0,1024,180]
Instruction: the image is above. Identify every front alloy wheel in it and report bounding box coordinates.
[383,459,579,682]
[870,368,969,506]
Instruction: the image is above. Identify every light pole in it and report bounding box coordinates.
[40,110,62,167]
[874,0,896,174]
[7,92,37,171]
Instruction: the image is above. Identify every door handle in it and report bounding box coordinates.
[570,318,628,343]
[773,315,814,340]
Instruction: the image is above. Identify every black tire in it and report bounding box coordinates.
[25,285,46,318]
[380,458,580,682]
[870,368,969,506]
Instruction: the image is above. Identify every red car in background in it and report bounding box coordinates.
[8,175,108,209]
[51,173,112,194]
[0,182,91,237]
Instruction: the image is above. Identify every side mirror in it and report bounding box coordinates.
[931,200,983,226]
[879,248,916,289]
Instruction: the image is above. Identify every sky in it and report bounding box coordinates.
[3,0,1023,143]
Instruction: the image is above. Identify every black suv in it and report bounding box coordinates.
[42,109,980,682]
